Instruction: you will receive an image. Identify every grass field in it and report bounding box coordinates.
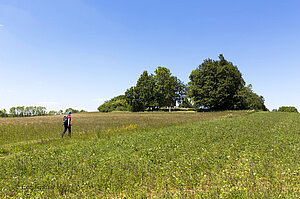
[0,111,299,198]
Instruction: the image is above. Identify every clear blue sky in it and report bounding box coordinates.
[0,0,299,111]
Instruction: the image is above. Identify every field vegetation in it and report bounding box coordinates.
[0,111,299,198]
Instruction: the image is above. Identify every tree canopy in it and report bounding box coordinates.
[125,67,186,112]
[188,54,266,110]
[97,95,129,112]
[97,55,269,112]
[9,106,47,117]
[278,106,298,113]
[125,71,156,111]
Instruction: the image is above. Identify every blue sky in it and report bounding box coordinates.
[0,0,299,111]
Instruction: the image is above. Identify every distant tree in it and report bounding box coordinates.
[278,106,298,113]
[25,107,31,116]
[179,97,193,108]
[80,110,87,113]
[98,95,129,112]
[125,86,144,112]
[65,108,79,114]
[125,71,157,111]
[36,106,47,116]
[172,77,186,107]
[125,67,186,111]
[24,106,35,116]
[16,106,25,117]
[0,109,7,117]
[32,106,37,116]
[49,110,57,115]
[9,107,16,117]
[8,106,48,117]
[188,54,267,110]
[3,109,7,117]
[58,110,64,115]
[236,84,267,110]
[188,54,245,110]
[153,67,186,109]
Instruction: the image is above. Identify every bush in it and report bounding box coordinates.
[65,108,79,114]
[98,95,129,112]
[0,109,7,117]
[278,106,298,113]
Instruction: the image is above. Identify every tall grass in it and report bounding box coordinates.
[0,111,245,146]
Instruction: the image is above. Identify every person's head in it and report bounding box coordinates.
[68,111,72,115]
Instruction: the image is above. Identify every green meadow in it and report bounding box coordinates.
[0,111,299,198]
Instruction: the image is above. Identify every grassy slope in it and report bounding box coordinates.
[0,112,299,198]
[0,111,244,146]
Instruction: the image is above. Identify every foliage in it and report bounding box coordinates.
[188,54,245,110]
[125,67,186,112]
[178,97,194,108]
[125,71,156,112]
[97,95,129,112]
[105,56,267,112]
[0,109,7,117]
[236,84,267,110]
[65,108,80,114]
[154,67,185,108]
[9,106,47,117]
[49,110,65,115]
[278,106,298,113]
[188,54,266,110]
[0,112,299,198]
[48,110,58,115]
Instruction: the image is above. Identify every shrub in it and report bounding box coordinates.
[98,95,129,112]
[278,106,298,113]
[65,108,79,113]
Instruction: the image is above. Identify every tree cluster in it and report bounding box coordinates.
[9,106,47,117]
[99,55,268,112]
[49,110,64,115]
[64,108,86,114]
[0,106,87,117]
[125,67,185,112]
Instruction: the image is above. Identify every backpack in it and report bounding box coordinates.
[63,115,68,125]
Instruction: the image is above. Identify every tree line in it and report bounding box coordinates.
[6,106,47,117]
[98,54,268,112]
[0,107,86,117]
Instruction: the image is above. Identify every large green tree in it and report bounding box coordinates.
[188,54,265,110]
[154,67,185,108]
[124,67,186,112]
[125,71,157,111]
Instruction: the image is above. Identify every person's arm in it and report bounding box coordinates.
[68,118,70,127]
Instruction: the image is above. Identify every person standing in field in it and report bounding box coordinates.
[61,111,72,138]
